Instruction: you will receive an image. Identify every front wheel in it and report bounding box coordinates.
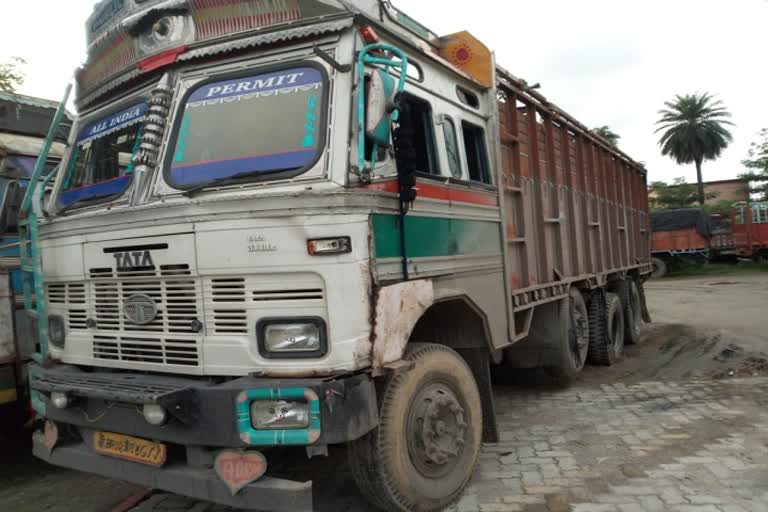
[348,343,482,512]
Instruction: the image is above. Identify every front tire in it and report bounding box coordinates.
[348,344,482,512]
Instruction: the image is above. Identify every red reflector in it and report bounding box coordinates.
[138,45,189,73]
[359,26,380,45]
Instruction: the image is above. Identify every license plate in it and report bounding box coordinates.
[93,431,167,467]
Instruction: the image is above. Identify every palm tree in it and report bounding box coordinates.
[655,93,734,205]
[592,126,621,146]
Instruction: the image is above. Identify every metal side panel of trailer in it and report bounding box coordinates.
[495,71,651,341]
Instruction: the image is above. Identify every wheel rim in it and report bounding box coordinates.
[406,382,468,479]
[570,297,589,368]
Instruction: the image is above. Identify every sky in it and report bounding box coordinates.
[1,0,766,184]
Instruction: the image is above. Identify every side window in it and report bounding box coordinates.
[442,116,462,179]
[394,94,439,175]
[755,205,768,224]
[462,121,491,184]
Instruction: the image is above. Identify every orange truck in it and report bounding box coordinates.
[651,204,768,277]
[650,209,714,277]
[733,202,768,261]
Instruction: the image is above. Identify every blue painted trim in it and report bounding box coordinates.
[169,149,318,186]
[60,175,131,206]
[237,388,321,447]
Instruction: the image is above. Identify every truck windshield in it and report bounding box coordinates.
[59,102,147,209]
[167,65,325,190]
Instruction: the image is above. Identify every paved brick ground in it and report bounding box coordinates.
[130,377,768,512]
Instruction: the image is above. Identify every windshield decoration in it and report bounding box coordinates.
[59,102,148,208]
[168,66,325,189]
[78,103,148,144]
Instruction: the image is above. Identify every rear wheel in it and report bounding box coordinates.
[545,288,590,384]
[651,257,668,279]
[348,343,482,512]
[588,292,625,366]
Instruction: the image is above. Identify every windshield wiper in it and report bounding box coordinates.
[181,168,299,198]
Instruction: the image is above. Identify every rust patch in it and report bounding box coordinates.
[371,280,434,369]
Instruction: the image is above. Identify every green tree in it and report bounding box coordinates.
[741,128,768,201]
[0,57,26,93]
[703,200,735,215]
[650,178,700,210]
[592,125,620,146]
[655,93,734,205]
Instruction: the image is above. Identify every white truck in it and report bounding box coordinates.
[28,1,651,511]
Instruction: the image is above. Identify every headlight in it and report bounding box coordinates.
[258,319,327,358]
[48,315,66,348]
[250,400,310,430]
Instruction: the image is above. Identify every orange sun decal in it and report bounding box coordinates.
[452,45,473,65]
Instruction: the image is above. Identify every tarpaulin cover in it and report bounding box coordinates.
[651,209,711,238]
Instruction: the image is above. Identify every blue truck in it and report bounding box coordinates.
[0,92,71,436]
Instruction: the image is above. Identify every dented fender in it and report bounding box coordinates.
[371,280,434,369]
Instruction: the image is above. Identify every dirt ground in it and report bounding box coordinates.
[627,273,768,380]
[1,273,767,512]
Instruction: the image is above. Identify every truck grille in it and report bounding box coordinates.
[46,272,327,373]
[204,276,326,336]
[93,334,199,367]
[91,279,200,334]
[47,283,87,329]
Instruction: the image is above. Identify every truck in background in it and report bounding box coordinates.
[650,209,713,278]
[651,204,768,278]
[25,1,651,510]
[0,92,71,436]
[733,202,768,262]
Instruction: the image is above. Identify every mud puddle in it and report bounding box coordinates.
[579,323,768,384]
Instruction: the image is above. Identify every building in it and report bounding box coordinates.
[703,179,750,204]
[648,178,750,209]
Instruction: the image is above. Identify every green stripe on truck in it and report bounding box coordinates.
[372,214,502,259]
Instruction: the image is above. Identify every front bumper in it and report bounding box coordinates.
[31,364,378,510]
[30,364,378,447]
[33,432,312,511]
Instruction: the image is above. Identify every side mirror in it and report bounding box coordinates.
[365,69,398,148]
[0,180,23,233]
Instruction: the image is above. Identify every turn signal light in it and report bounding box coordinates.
[307,237,352,256]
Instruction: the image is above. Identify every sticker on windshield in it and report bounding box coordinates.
[168,67,325,188]
[187,68,322,105]
[78,103,148,144]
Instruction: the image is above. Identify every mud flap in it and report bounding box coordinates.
[456,348,499,443]
[638,282,652,324]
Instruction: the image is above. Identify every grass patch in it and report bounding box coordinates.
[667,261,768,278]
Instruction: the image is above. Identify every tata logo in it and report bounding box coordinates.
[124,294,158,325]
[114,251,155,270]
